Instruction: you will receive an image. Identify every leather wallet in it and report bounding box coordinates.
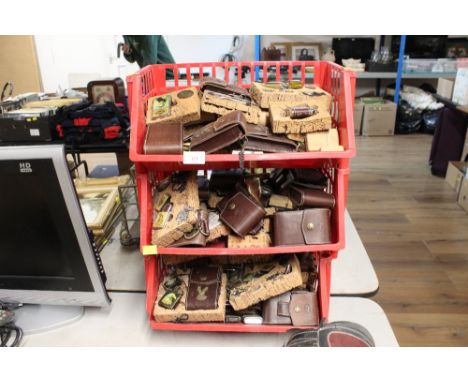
[273,209,331,246]
[144,122,183,154]
[289,186,335,209]
[219,191,266,237]
[186,266,222,310]
[263,291,319,326]
[190,111,247,154]
[244,124,298,153]
[199,77,252,103]
[169,205,209,248]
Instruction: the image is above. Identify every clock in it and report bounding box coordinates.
[87,78,126,105]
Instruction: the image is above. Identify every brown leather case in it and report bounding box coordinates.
[289,291,319,326]
[244,124,298,153]
[273,209,331,246]
[190,111,247,154]
[199,77,252,102]
[169,205,209,247]
[262,290,319,326]
[186,266,222,310]
[289,186,335,209]
[262,292,293,325]
[144,122,183,154]
[219,191,266,237]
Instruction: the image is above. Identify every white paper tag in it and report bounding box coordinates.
[208,211,222,230]
[30,129,40,137]
[183,151,205,165]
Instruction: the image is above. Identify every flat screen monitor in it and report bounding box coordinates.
[0,145,110,307]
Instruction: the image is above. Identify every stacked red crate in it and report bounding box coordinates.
[128,61,356,332]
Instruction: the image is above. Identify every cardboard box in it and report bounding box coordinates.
[445,161,467,195]
[354,101,364,136]
[361,100,397,136]
[437,78,455,99]
[458,176,468,213]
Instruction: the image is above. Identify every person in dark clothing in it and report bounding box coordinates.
[122,35,175,78]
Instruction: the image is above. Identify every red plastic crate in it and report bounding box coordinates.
[142,251,335,333]
[136,167,348,256]
[128,61,356,173]
[128,60,356,333]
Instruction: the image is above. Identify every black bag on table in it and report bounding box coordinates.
[52,101,129,145]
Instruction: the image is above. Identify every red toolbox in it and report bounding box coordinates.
[128,61,356,333]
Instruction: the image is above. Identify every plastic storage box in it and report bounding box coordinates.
[128,61,356,333]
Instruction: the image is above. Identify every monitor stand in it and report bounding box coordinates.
[14,304,84,334]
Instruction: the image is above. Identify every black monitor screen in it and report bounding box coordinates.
[0,159,93,292]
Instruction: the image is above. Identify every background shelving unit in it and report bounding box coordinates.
[254,35,459,101]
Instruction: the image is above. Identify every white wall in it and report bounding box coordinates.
[165,35,244,63]
[34,35,252,93]
[34,35,136,93]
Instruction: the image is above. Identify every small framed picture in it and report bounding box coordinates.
[291,44,321,61]
[76,186,119,230]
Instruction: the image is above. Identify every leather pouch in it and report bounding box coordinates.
[273,209,331,246]
[263,290,319,326]
[190,111,247,154]
[186,266,222,310]
[289,186,335,209]
[219,191,266,237]
[169,205,209,247]
[199,77,252,103]
[262,292,293,325]
[144,122,183,154]
[244,124,298,153]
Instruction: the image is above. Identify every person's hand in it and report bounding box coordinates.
[122,43,132,55]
